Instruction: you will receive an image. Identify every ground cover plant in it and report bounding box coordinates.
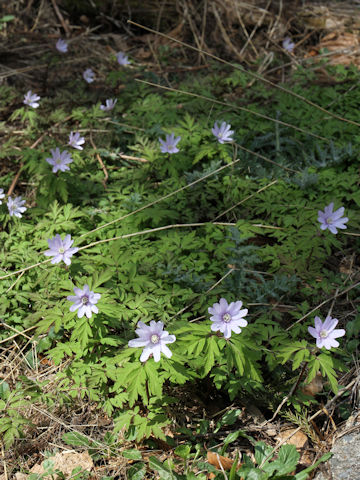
[1,2,360,478]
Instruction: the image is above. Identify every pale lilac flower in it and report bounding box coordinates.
[159,133,181,154]
[68,131,85,150]
[44,234,78,265]
[46,148,73,173]
[212,121,234,144]
[56,38,68,53]
[208,298,248,339]
[282,37,295,53]
[318,202,348,234]
[23,90,40,108]
[116,51,130,66]
[308,315,345,350]
[100,99,117,112]
[83,68,95,83]
[128,320,176,362]
[67,284,101,319]
[7,196,27,218]
[0,188,5,205]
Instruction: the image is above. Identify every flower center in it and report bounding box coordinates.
[150,334,160,344]
[223,313,232,323]
[81,295,89,305]
[320,329,328,338]
[326,217,333,224]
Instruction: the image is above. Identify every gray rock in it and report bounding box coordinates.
[314,431,360,480]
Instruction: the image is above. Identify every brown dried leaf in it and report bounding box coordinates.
[207,451,239,471]
[277,428,312,468]
[301,371,324,397]
[277,428,308,450]
[320,32,359,49]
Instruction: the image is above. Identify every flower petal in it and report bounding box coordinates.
[231,309,248,321]
[152,344,162,362]
[329,328,345,339]
[314,316,323,332]
[140,346,152,362]
[308,326,318,339]
[160,344,173,358]
[128,338,148,348]
[219,298,229,312]
[323,316,338,332]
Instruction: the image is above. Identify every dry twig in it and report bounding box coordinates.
[89,132,108,188]
[128,20,360,128]
[50,0,70,36]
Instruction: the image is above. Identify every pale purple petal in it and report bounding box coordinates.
[160,333,176,344]
[44,234,78,265]
[219,298,228,311]
[23,90,40,108]
[128,320,176,362]
[308,326,318,338]
[212,121,234,143]
[331,328,346,339]
[282,37,295,52]
[323,316,338,332]
[228,301,243,315]
[51,254,63,264]
[209,298,248,339]
[68,131,85,150]
[83,68,95,83]
[232,318,248,328]
[152,344,162,362]
[318,202,348,234]
[77,305,86,318]
[332,207,345,220]
[67,283,101,318]
[159,133,181,154]
[128,338,148,347]
[116,52,130,66]
[211,323,221,332]
[46,148,73,174]
[62,234,72,249]
[7,196,27,218]
[140,347,152,362]
[309,315,345,350]
[230,325,241,335]
[232,309,248,321]
[62,255,72,266]
[160,344,173,359]
[100,99,117,111]
[314,316,322,331]
[56,38,68,53]
[223,324,232,339]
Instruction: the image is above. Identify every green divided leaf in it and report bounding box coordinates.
[62,431,94,447]
[122,449,143,460]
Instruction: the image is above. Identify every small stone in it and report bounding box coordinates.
[314,432,360,480]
